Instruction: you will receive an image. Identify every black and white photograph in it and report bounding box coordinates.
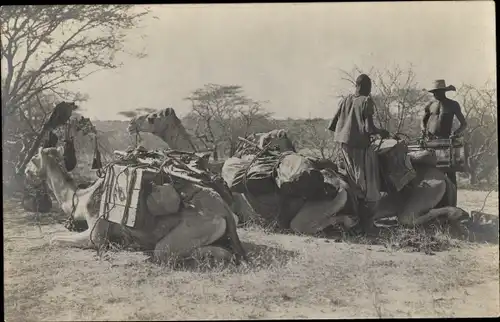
[2,2,498,319]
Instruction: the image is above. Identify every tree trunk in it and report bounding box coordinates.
[212,147,219,161]
[229,142,237,158]
[469,170,478,185]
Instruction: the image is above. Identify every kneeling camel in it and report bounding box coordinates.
[24,146,247,263]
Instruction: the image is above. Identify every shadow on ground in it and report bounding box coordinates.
[6,207,69,227]
[242,241,299,266]
[316,217,499,255]
[140,240,299,273]
[4,198,89,231]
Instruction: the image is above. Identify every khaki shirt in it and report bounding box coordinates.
[328,94,374,148]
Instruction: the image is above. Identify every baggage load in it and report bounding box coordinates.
[374,139,416,192]
[221,155,278,195]
[99,164,158,229]
[407,149,438,167]
[99,163,180,228]
[221,156,251,190]
[145,183,181,217]
[275,153,324,198]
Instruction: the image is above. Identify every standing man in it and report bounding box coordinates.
[421,79,467,186]
[328,74,389,232]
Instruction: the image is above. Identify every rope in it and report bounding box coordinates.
[237,139,297,228]
[478,189,494,214]
[89,162,145,252]
[47,147,232,255]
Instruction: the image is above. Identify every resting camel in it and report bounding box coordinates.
[127,108,261,222]
[127,108,359,231]
[127,108,468,235]
[24,146,247,263]
[222,133,469,233]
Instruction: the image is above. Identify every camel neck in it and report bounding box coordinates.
[157,124,198,152]
[44,159,77,208]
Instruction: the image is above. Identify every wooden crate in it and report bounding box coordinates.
[99,164,159,228]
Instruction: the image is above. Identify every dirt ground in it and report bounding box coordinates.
[3,189,499,320]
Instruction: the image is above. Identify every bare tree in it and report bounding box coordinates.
[185,84,272,160]
[338,65,498,188]
[1,5,150,189]
[456,83,498,185]
[289,118,339,160]
[1,5,150,122]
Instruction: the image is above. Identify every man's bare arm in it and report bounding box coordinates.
[421,104,431,133]
[452,103,467,137]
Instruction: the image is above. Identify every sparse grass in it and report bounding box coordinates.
[378,225,464,255]
[4,189,499,320]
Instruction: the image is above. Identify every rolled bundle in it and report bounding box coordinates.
[275,153,324,199]
[408,149,438,167]
[222,155,278,195]
[146,183,181,217]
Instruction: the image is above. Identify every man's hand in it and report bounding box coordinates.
[378,129,390,139]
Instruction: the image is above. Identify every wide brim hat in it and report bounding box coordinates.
[425,79,456,92]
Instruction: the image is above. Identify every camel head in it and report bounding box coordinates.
[127,107,181,137]
[25,146,65,184]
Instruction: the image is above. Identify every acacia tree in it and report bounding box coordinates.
[289,118,339,160]
[185,84,272,160]
[456,83,498,185]
[338,64,430,137]
[1,5,149,119]
[1,5,150,189]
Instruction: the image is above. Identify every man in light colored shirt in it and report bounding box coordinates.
[328,74,389,232]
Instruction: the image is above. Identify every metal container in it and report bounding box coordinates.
[408,137,467,173]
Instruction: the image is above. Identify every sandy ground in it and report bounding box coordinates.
[3,189,499,320]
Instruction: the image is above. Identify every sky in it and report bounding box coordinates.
[64,2,496,121]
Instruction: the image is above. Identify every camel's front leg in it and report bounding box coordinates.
[50,229,94,249]
[407,207,469,226]
[290,188,348,234]
[154,210,227,262]
[51,217,110,249]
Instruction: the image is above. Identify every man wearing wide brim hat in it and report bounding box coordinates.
[421,79,467,186]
